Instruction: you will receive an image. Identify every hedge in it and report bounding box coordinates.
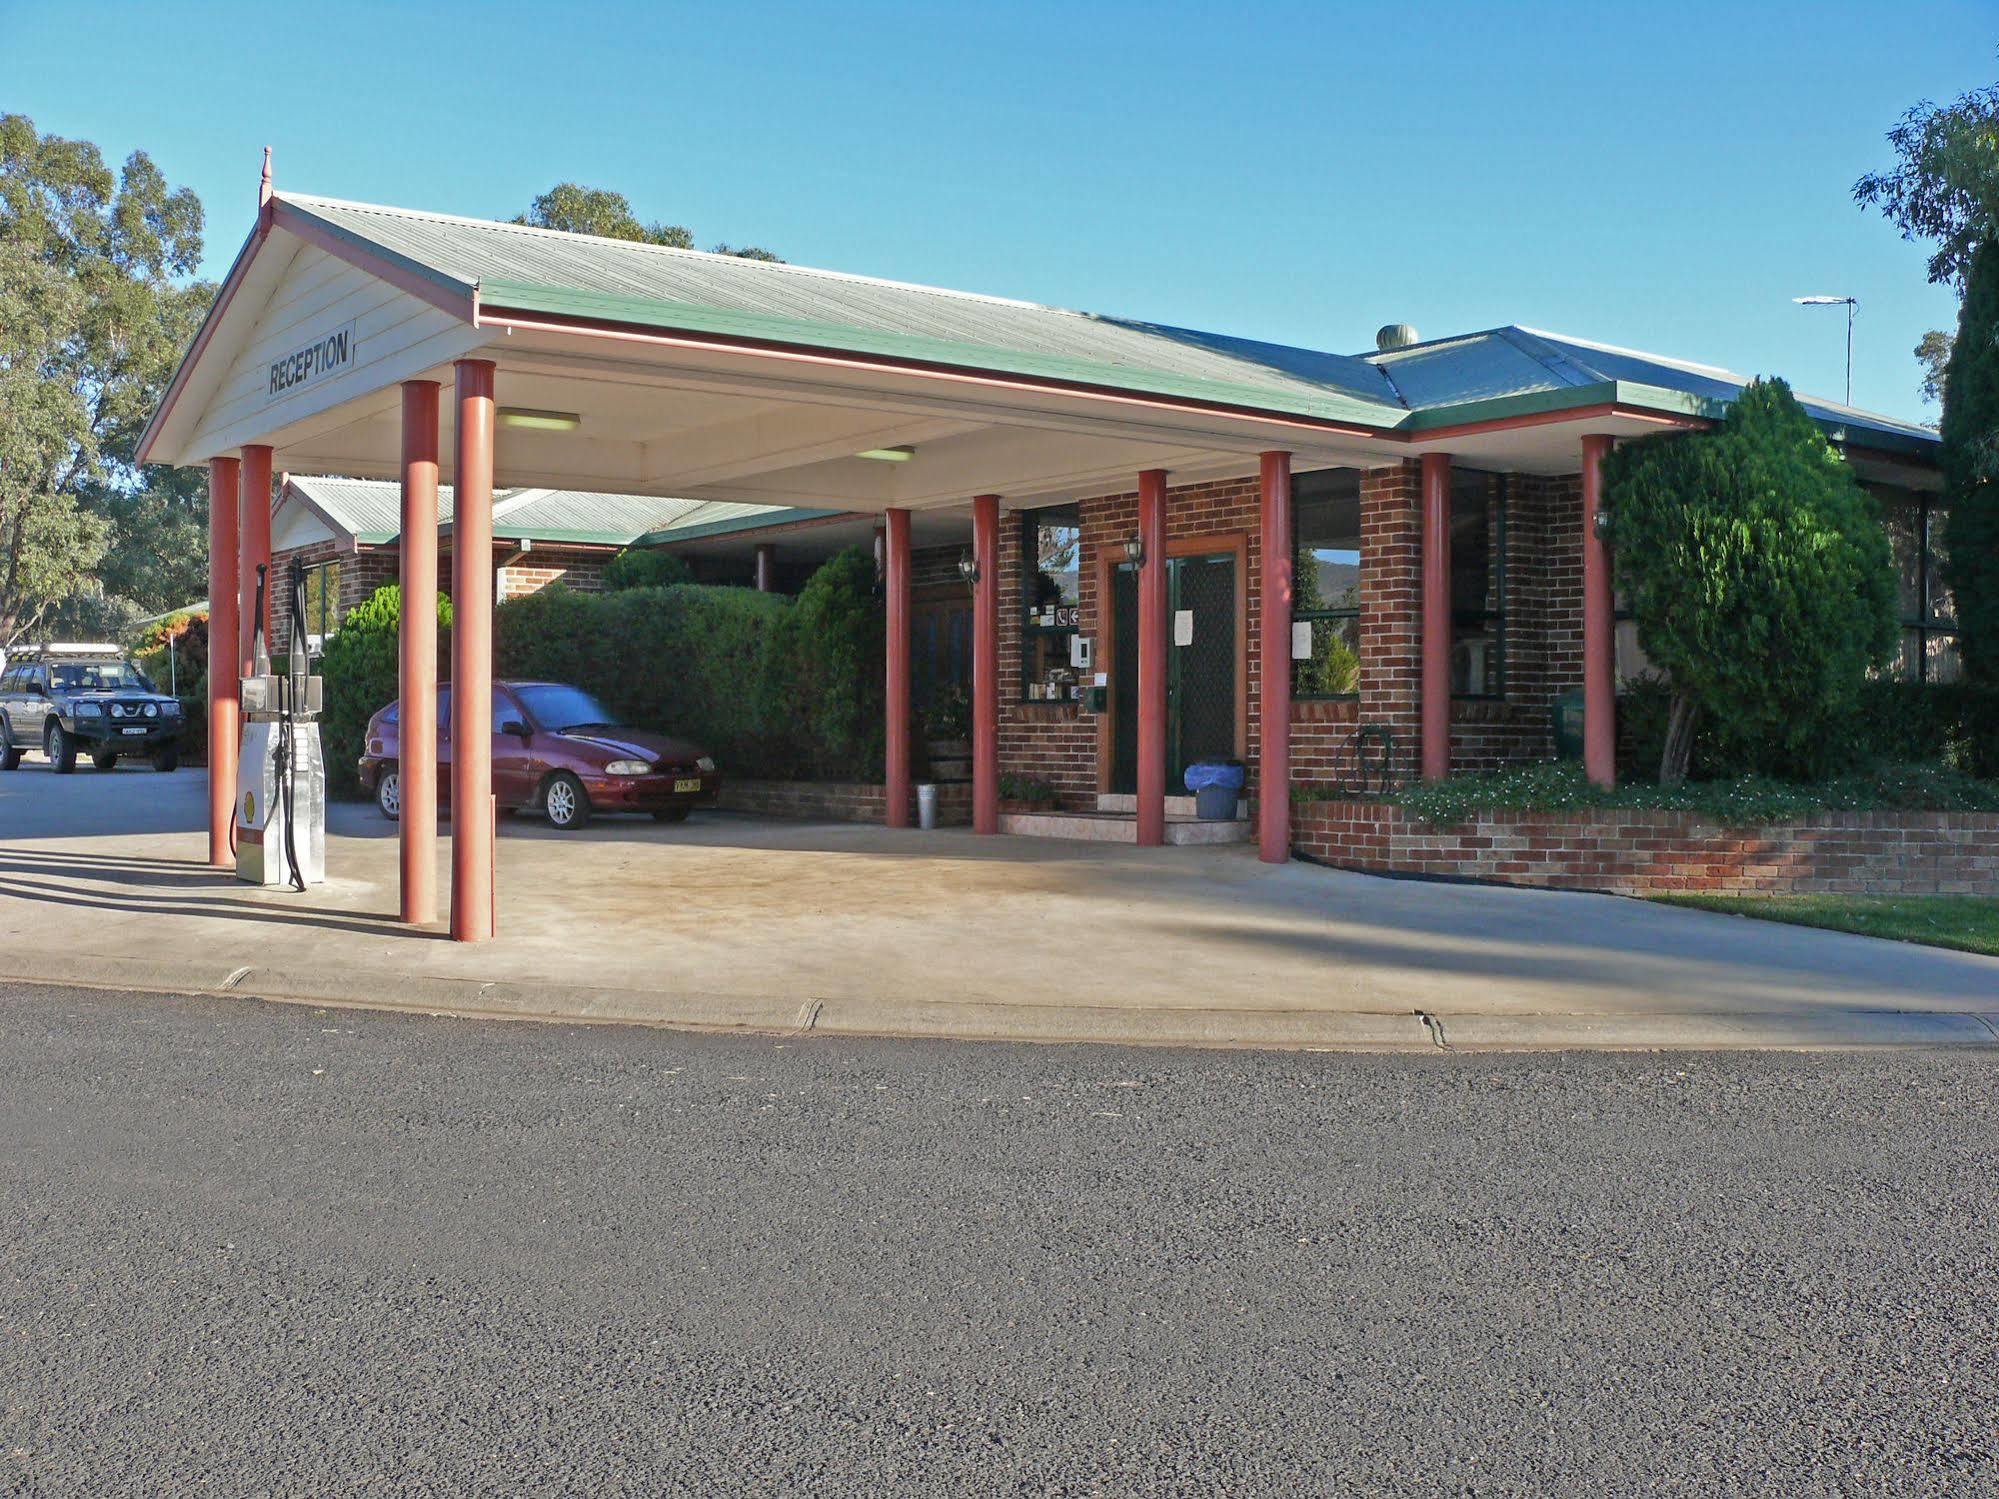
[492,547,884,782]
[133,611,209,766]
[318,586,452,796]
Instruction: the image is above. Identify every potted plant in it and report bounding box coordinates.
[922,688,972,781]
[997,772,1060,813]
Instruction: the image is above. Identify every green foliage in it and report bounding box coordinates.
[1388,760,1999,828]
[513,182,782,261]
[998,773,1058,804]
[1854,78,1999,287]
[1603,378,1899,781]
[1623,676,1999,781]
[602,548,693,592]
[921,685,969,741]
[1917,329,1955,404]
[493,550,883,781]
[0,114,213,642]
[1941,238,1999,691]
[132,609,207,763]
[318,585,452,796]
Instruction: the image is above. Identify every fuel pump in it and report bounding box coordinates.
[236,558,326,889]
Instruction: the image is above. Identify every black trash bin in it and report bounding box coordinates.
[1184,759,1246,820]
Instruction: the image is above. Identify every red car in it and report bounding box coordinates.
[358,681,719,830]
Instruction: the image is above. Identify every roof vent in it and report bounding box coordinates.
[1375,323,1419,352]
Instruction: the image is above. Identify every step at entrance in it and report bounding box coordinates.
[1000,807,1252,845]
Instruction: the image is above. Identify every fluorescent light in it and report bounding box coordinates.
[498,407,581,431]
[856,444,916,462]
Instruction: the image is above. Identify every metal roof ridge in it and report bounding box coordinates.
[281,190,1089,318]
[1493,327,1606,389]
[1513,326,1740,381]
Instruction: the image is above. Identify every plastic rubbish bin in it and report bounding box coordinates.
[916,783,939,830]
[1184,759,1245,821]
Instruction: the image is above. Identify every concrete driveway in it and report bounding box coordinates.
[2,761,1996,1048]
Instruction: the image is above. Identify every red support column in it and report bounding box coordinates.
[450,359,497,942]
[1135,469,1168,847]
[237,444,273,673]
[205,457,241,868]
[1581,434,1616,788]
[883,509,912,829]
[754,543,776,594]
[399,380,441,925]
[971,494,1001,835]
[1420,452,1452,782]
[1257,452,1292,863]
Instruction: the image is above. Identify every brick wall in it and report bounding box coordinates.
[993,459,1592,805]
[1290,800,1999,897]
[497,550,607,602]
[717,778,973,826]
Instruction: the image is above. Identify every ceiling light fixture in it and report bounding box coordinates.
[498,407,581,432]
[856,444,916,462]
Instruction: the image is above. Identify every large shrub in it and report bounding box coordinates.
[133,610,208,764]
[602,547,693,592]
[767,547,884,780]
[494,548,884,781]
[1941,237,1999,690]
[497,582,796,777]
[1604,378,1899,783]
[318,585,452,795]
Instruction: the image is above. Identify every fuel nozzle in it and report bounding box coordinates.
[252,563,271,678]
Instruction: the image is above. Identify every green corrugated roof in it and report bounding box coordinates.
[273,193,1940,456]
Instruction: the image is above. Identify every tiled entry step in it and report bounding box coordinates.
[999,805,1253,845]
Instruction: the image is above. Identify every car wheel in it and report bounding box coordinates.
[652,805,692,824]
[542,772,591,830]
[153,745,179,773]
[45,723,76,774]
[91,750,118,771]
[0,722,20,772]
[376,768,401,822]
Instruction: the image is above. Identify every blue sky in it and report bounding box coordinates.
[2,0,1990,423]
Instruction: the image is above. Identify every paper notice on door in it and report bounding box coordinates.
[1173,609,1194,646]
[1292,620,1313,660]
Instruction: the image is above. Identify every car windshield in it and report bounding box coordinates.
[49,659,153,693]
[514,684,616,732]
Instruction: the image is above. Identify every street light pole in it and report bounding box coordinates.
[1793,295,1857,406]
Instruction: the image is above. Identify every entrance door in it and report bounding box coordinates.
[1110,551,1238,795]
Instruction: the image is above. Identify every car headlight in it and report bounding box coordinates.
[75,703,103,717]
[144,703,158,718]
[604,759,651,776]
[696,755,715,773]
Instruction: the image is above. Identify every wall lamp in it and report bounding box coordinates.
[1592,505,1614,542]
[957,550,979,585]
[1121,535,1145,566]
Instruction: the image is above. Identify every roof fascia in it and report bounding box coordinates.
[270,198,479,321]
[634,507,849,548]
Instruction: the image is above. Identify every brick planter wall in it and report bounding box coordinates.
[1289,799,1999,897]
[717,778,973,827]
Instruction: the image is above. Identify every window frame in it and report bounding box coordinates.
[1449,469,1507,701]
[1898,493,1958,684]
[1018,504,1083,704]
[1289,468,1363,702]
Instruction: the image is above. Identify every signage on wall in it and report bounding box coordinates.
[266,319,357,402]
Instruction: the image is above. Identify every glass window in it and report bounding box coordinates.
[1450,470,1505,697]
[49,659,154,692]
[514,683,616,731]
[1020,505,1082,702]
[1291,469,1361,699]
[301,560,343,654]
[1876,488,1958,684]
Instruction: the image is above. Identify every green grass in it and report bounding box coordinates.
[1652,894,1999,957]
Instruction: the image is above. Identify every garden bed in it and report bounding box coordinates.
[1291,767,1999,898]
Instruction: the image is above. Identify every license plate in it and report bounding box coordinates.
[673,777,702,794]
[121,726,148,736]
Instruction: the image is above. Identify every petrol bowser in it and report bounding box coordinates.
[237,558,326,889]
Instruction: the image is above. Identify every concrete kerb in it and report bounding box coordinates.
[8,949,1998,1053]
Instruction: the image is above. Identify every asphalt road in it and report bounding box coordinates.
[4,983,1997,1496]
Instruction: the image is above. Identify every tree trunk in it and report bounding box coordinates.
[1659,691,1700,787]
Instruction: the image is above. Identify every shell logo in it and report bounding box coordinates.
[242,790,256,823]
